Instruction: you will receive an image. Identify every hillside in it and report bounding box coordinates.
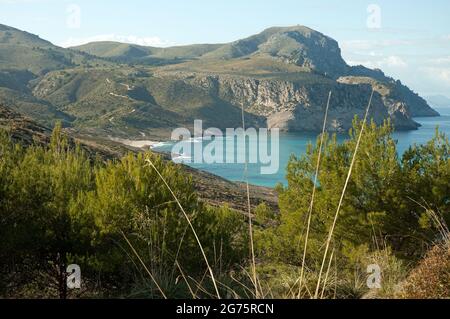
[0,103,50,145]
[0,24,111,126]
[0,24,110,75]
[74,26,349,76]
[0,103,276,212]
[0,24,439,140]
[72,41,223,65]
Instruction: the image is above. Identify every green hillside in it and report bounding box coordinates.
[0,23,439,139]
[0,24,110,75]
[0,24,114,127]
[73,26,349,76]
[72,41,223,65]
[31,67,264,138]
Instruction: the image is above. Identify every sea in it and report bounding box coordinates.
[152,107,450,188]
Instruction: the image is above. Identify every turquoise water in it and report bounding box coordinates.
[153,107,450,188]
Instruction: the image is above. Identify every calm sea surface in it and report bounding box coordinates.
[153,107,450,188]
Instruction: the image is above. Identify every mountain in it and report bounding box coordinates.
[72,41,223,66]
[346,66,439,117]
[425,95,450,108]
[0,24,440,139]
[0,24,110,75]
[73,26,349,76]
[0,23,112,126]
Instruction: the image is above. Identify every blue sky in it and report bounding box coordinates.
[1,0,450,97]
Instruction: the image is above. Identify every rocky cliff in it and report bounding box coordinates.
[162,72,419,132]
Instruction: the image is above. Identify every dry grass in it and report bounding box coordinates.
[396,206,450,299]
[120,230,168,298]
[396,243,450,299]
[240,96,259,298]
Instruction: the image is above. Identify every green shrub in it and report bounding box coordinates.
[0,125,248,298]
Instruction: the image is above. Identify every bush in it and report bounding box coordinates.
[396,244,450,299]
[254,119,449,298]
[1,118,449,299]
[0,125,248,298]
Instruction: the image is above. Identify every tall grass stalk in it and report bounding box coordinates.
[230,270,256,298]
[298,91,332,298]
[175,261,196,299]
[240,103,259,298]
[120,230,168,299]
[193,268,209,297]
[314,89,375,299]
[145,157,221,298]
[320,247,335,299]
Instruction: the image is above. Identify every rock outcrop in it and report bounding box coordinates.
[167,72,419,132]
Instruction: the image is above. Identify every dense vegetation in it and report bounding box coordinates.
[0,124,248,298]
[0,120,449,298]
[255,119,449,298]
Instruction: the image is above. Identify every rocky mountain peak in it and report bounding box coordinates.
[0,23,440,138]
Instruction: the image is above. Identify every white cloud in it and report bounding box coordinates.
[342,36,450,96]
[368,51,384,57]
[384,55,408,68]
[347,55,407,69]
[60,34,173,48]
[422,67,450,86]
[341,39,412,51]
[427,56,450,66]
[342,37,450,58]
